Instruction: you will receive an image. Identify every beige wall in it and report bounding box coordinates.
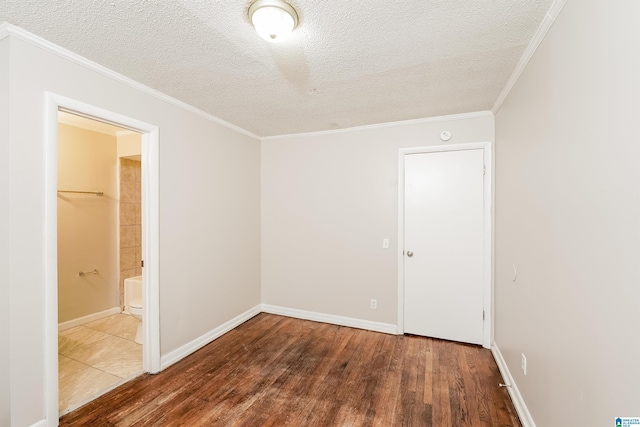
[0,35,11,427]
[494,1,640,425]
[117,131,141,159]
[4,35,261,426]
[262,115,494,324]
[119,157,142,306]
[57,124,119,323]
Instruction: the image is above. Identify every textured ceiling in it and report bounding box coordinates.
[1,0,554,137]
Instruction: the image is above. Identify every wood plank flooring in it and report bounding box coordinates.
[60,313,521,426]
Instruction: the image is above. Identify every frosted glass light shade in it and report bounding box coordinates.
[249,0,298,43]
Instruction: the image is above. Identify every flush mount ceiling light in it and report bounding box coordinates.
[249,0,298,43]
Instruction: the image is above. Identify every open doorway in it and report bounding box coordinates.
[56,112,144,414]
[44,94,161,424]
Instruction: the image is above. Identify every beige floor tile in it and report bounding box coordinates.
[59,366,121,413]
[59,325,101,340]
[58,355,88,380]
[59,325,83,337]
[58,314,143,414]
[84,313,139,336]
[65,334,142,379]
[114,325,139,342]
[58,327,111,357]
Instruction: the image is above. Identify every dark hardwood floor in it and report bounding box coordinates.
[60,313,521,426]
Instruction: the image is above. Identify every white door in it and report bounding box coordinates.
[403,149,484,345]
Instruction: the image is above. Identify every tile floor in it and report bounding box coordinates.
[58,313,143,415]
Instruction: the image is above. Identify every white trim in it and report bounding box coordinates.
[261,304,398,335]
[58,307,121,332]
[141,126,161,374]
[58,111,125,136]
[160,305,262,370]
[261,111,494,141]
[545,0,567,21]
[0,22,9,40]
[490,116,496,343]
[43,94,59,427]
[491,0,567,113]
[397,142,493,348]
[2,22,260,140]
[30,420,48,427]
[44,93,162,425]
[491,342,535,427]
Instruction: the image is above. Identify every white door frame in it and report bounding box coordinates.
[44,93,161,424]
[397,142,493,348]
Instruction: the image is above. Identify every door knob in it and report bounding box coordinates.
[407,251,413,257]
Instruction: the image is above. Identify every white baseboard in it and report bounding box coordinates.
[160,305,262,370]
[58,306,122,331]
[30,420,47,427]
[261,304,398,335]
[491,341,536,427]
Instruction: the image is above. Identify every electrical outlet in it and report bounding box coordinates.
[521,353,527,375]
[382,238,390,249]
[370,299,377,309]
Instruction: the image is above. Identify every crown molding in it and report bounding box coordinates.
[262,110,494,141]
[0,22,10,40]
[0,22,261,141]
[491,0,567,114]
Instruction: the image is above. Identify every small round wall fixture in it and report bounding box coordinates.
[440,130,452,141]
[249,0,299,43]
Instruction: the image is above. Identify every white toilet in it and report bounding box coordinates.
[124,275,143,344]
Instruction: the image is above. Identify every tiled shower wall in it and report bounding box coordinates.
[119,158,142,307]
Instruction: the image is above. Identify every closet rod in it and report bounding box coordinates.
[57,190,104,196]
